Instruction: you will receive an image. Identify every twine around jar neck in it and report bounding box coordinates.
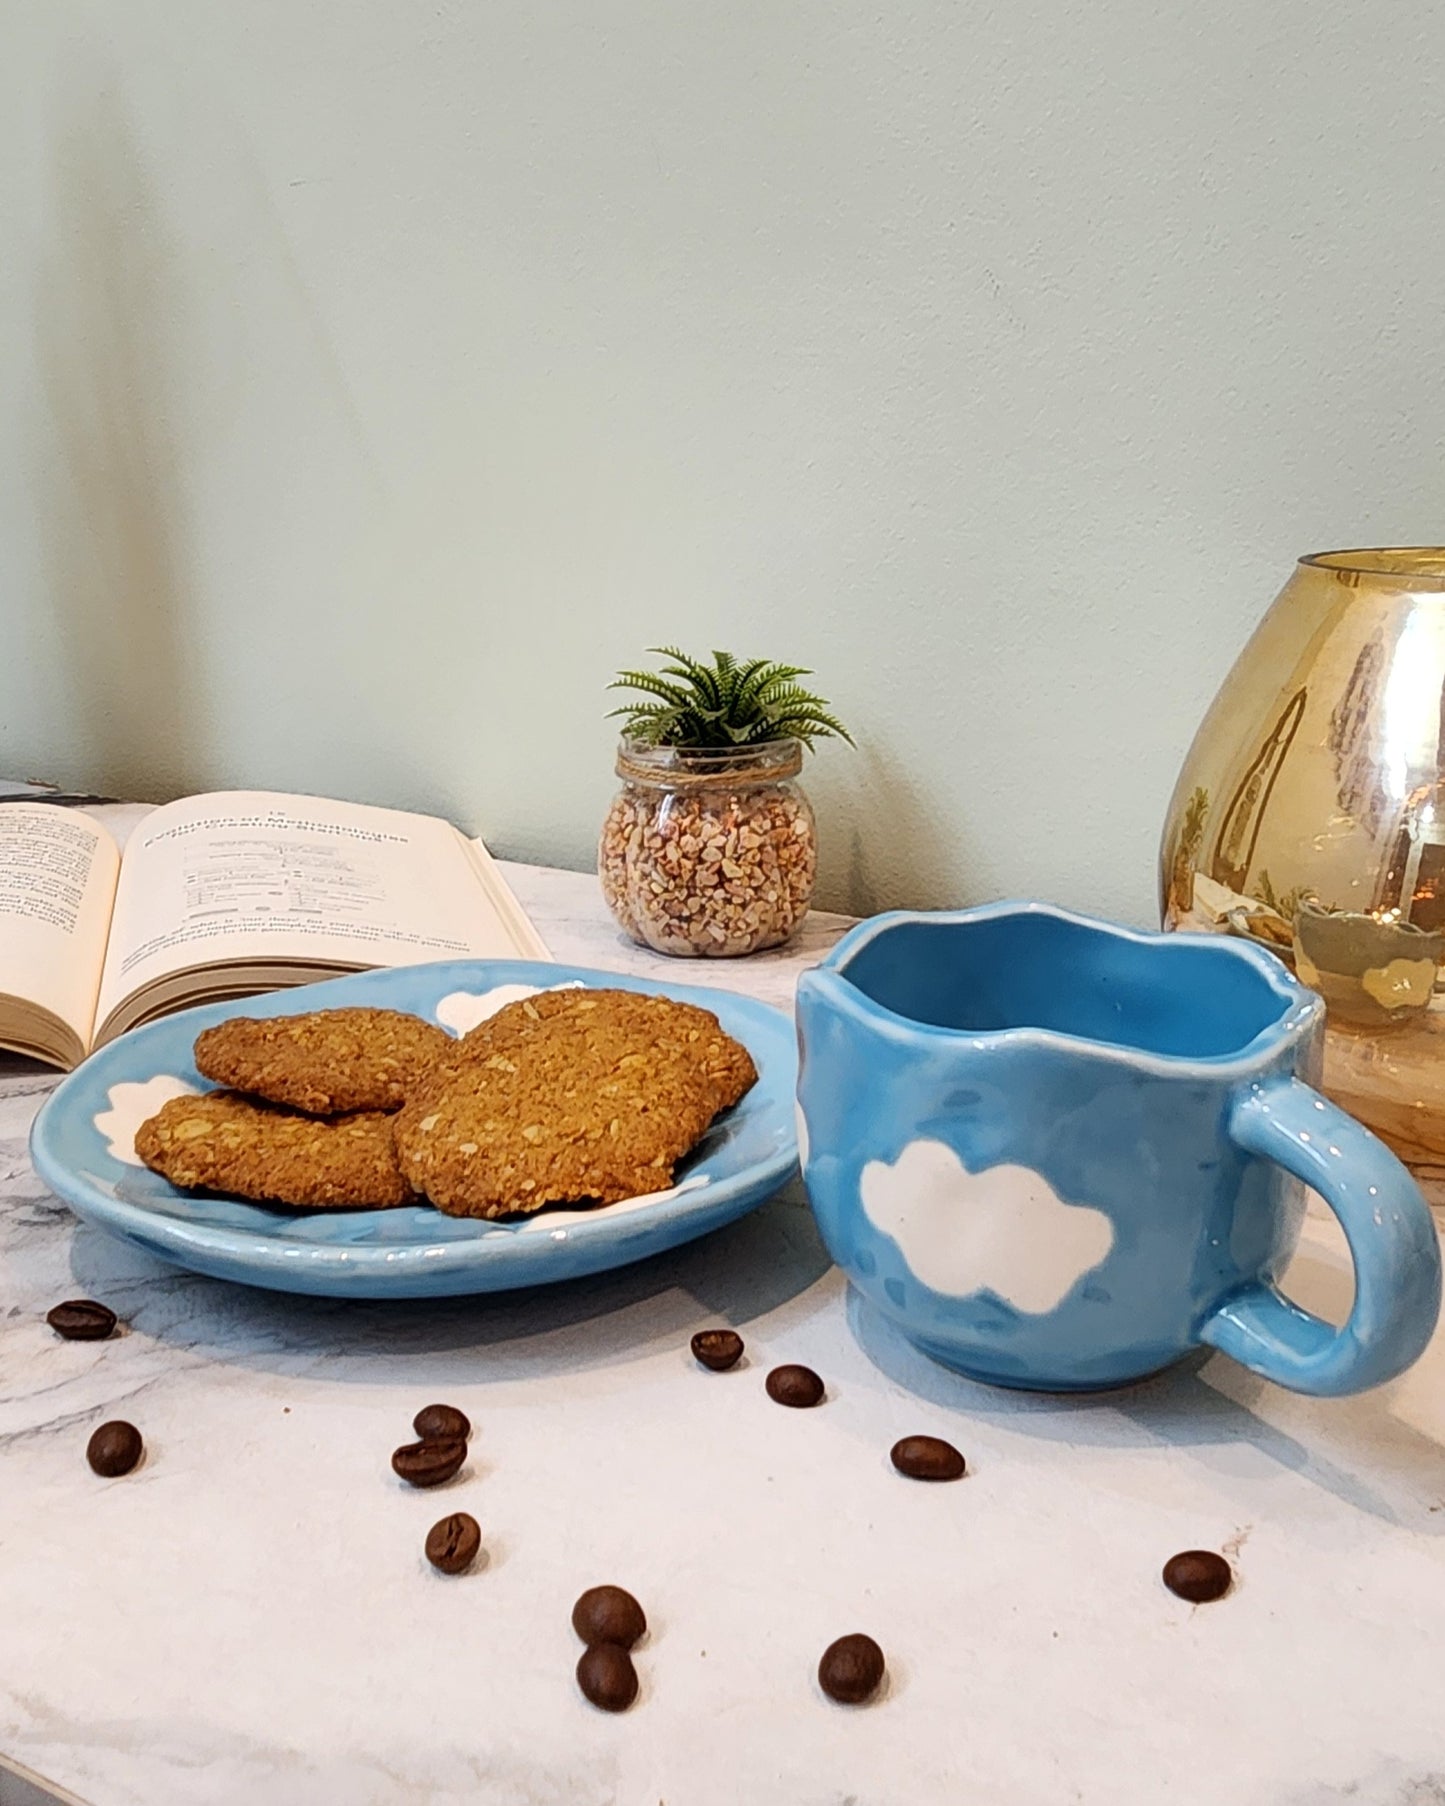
[614,736,805,789]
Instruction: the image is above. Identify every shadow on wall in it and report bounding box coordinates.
[31,86,204,800]
[815,741,984,916]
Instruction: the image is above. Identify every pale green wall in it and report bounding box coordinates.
[4,0,1444,922]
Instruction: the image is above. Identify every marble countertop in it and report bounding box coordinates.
[2,863,1444,1806]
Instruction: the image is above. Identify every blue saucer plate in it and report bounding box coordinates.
[30,960,798,1298]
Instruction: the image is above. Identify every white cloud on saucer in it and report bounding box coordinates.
[516,1173,709,1233]
[859,1139,1115,1315]
[434,980,585,1037]
[95,1075,201,1167]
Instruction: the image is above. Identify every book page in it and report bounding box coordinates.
[95,791,542,1035]
[0,806,120,1058]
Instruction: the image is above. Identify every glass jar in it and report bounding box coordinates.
[599,738,817,957]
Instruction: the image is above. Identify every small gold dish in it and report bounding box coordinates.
[1292,901,1443,1030]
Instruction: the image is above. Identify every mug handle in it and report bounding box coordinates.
[1199,1076,1441,1396]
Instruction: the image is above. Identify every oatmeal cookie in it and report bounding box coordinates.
[136,1090,415,1208]
[459,989,758,1113]
[193,1008,451,1115]
[393,1007,723,1218]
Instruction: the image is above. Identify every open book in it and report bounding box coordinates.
[0,790,550,1069]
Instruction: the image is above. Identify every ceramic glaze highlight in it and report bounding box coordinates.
[796,902,1441,1396]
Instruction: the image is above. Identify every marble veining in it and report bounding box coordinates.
[0,863,1442,1806]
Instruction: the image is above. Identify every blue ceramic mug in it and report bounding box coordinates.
[795,902,1441,1395]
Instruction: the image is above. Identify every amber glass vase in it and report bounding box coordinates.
[1162,549,1445,1191]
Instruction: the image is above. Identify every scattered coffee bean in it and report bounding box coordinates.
[391,1437,467,1488]
[818,1633,886,1704]
[576,1642,639,1712]
[425,1512,481,1575]
[572,1584,646,1650]
[86,1421,142,1477]
[1162,1550,1232,1603]
[690,1328,744,1372]
[766,1363,824,1408]
[413,1403,470,1443]
[47,1300,117,1341]
[890,1435,966,1481]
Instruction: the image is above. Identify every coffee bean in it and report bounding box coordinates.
[1162,1550,1232,1603]
[576,1642,638,1712]
[818,1633,885,1704]
[765,1363,824,1408]
[690,1328,744,1371]
[890,1435,966,1481]
[425,1512,481,1574]
[47,1300,118,1341]
[86,1421,142,1477]
[413,1403,470,1443]
[391,1437,466,1488]
[572,1585,646,1650]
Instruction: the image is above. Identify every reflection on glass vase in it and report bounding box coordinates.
[1161,549,1445,1199]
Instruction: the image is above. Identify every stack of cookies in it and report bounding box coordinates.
[135,991,757,1218]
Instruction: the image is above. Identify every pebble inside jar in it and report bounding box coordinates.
[600,739,818,957]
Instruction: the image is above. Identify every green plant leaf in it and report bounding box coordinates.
[607,670,691,706]
[607,647,852,751]
[652,646,723,713]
